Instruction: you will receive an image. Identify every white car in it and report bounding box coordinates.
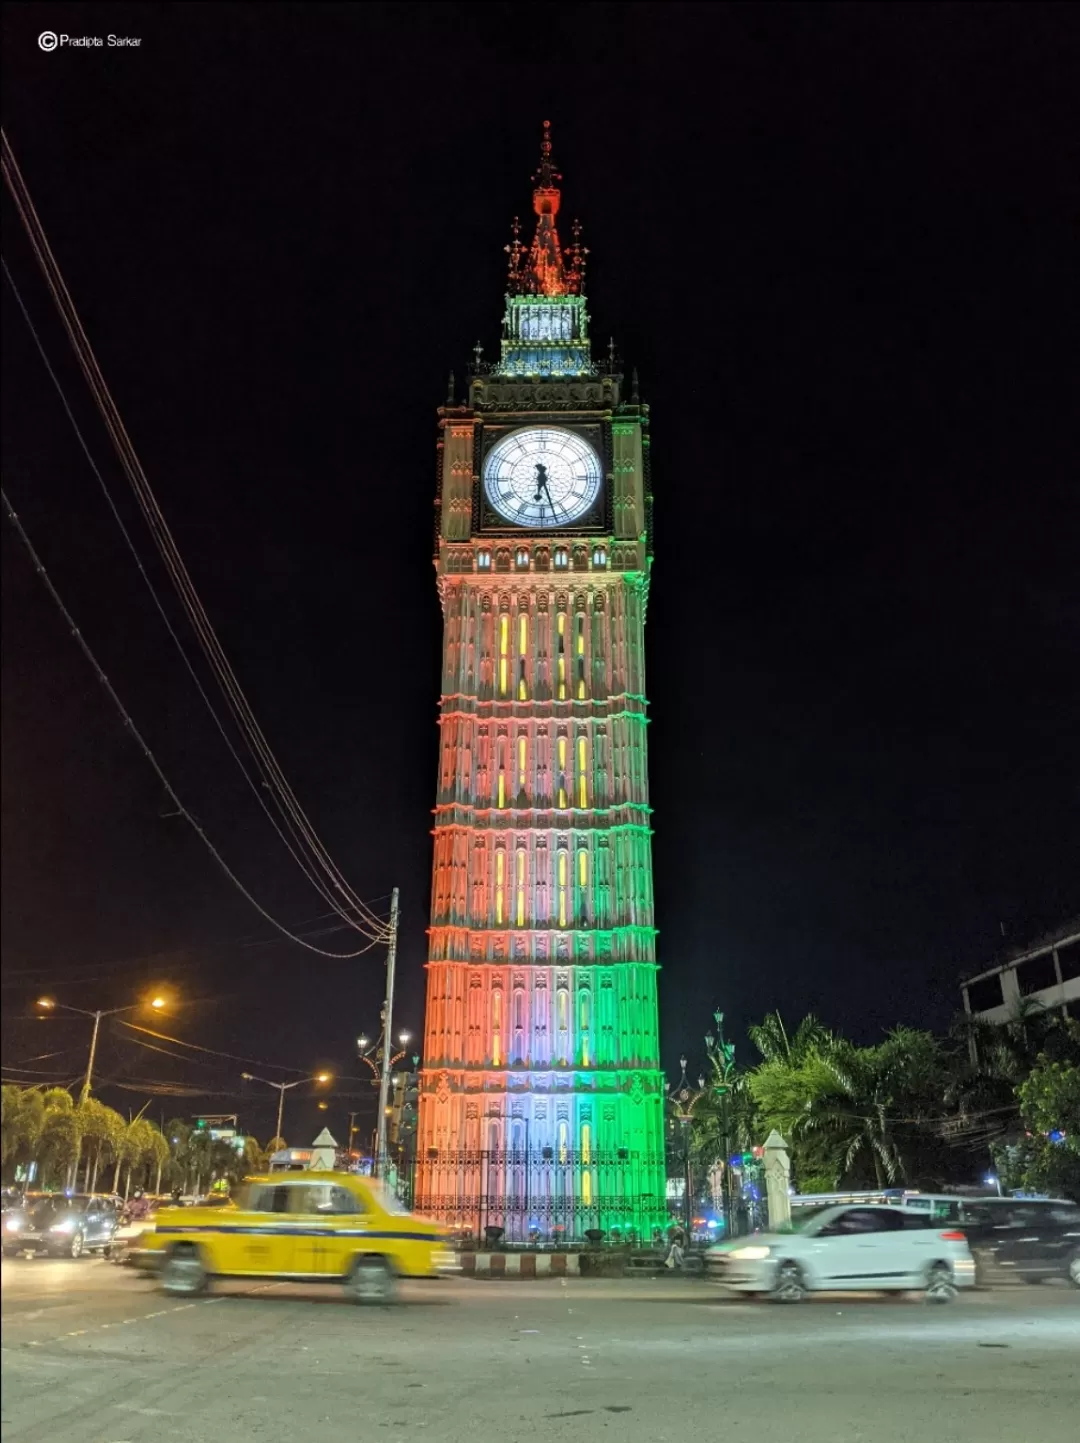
[705,1203,976,1303]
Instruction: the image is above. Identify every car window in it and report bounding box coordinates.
[283,1184,363,1215]
[822,1208,904,1236]
[1050,1206,1080,1227]
[247,1185,293,1214]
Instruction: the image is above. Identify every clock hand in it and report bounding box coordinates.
[533,461,550,502]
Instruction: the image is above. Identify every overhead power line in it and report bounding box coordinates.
[116,1019,315,1074]
[1,129,390,946]
[1,488,382,959]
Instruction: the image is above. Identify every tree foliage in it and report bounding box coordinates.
[689,1003,1080,1201]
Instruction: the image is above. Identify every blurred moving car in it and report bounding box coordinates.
[706,1203,975,1302]
[134,1172,458,1303]
[957,1198,1080,1286]
[3,1194,119,1259]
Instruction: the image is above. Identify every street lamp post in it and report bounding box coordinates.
[667,1056,707,1234]
[240,1072,331,1147]
[37,994,167,1102]
[357,1025,412,1176]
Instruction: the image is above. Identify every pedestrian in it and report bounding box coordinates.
[665,1226,686,1270]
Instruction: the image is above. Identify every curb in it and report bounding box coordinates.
[460,1252,581,1277]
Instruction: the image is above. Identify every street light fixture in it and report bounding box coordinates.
[240,1071,333,1146]
[36,992,173,1101]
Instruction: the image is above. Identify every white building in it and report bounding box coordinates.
[961,923,1080,1025]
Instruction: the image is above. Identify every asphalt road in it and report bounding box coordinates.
[2,1257,1078,1443]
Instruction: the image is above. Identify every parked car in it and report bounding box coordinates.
[133,1172,459,1302]
[956,1198,1080,1286]
[705,1203,976,1302]
[3,1193,119,1259]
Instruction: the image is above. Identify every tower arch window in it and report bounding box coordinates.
[535,839,549,922]
[556,606,568,700]
[592,546,607,568]
[494,849,505,926]
[497,733,508,808]
[579,988,592,1066]
[553,547,569,570]
[512,987,526,1064]
[557,848,569,928]
[515,547,530,570]
[576,615,587,699]
[492,989,503,1068]
[515,844,527,928]
[499,613,510,697]
[558,1119,569,1165]
[517,613,529,700]
[477,549,492,571]
[556,733,568,809]
[576,733,588,809]
[556,989,569,1066]
[576,846,590,926]
[581,1120,593,1205]
[516,732,528,802]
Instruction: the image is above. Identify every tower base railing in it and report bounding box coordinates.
[413,1147,667,1245]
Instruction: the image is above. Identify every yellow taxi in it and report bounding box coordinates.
[135,1173,457,1304]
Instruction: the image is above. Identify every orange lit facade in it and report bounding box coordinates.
[415,126,665,1240]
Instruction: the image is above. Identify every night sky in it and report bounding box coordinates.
[2,3,1078,1146]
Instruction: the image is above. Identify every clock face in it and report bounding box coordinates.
[482,427,603,529]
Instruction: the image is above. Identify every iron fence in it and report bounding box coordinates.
[411,1147,668,1244]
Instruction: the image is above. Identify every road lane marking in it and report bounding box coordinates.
[7,1279,283,1348]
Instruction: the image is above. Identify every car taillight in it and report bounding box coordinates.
[939,1231,966,1241]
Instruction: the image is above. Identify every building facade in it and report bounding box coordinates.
[961,923,1080,1027]
[415,126,665,1241]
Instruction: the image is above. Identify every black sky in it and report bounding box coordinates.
[2,2,1078,1146]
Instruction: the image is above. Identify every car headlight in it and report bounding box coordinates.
[729,1246,771,1260]
[4,1217,23,1232]
[49,1218,77,1233]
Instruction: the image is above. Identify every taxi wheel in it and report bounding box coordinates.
[161,1245,208,1296]
[347,1256,397,1306]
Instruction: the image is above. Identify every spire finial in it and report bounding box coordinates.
[446,370,455,405]
[631,367,640,401]
[502,125,588,299]
[538,118,555,188]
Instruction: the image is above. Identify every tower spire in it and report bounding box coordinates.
[505,121,587,298]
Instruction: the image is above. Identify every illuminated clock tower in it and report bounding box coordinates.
[415,125,665,1241]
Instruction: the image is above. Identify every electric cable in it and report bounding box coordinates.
[1,486,384,958]
[1,130,390,941]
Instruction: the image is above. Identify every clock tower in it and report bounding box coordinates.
[415,125,665,1242]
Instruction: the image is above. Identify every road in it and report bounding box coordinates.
[2,1257,1078,1443]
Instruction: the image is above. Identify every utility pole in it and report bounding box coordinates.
[80,1010,104,1103]
[375,886,400,1178]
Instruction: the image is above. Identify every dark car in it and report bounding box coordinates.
[3,1193,119,1260]
[959,1198,1080,1287]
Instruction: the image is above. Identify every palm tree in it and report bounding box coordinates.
[36,1090,82,1189]
[750,1028,952,1190]
[747,1012,835,1066]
